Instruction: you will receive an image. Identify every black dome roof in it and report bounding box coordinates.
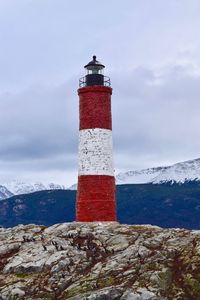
[84,56,105,69]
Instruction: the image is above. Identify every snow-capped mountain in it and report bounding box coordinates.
[1,158,200,199]
[0,185,14,200]
[116,158,200,185]
[68,183,78,190]
[116,167,167,184]
[0,181,67,200]
[69,158,200,189]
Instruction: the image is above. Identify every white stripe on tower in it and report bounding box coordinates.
[78,128,114,176]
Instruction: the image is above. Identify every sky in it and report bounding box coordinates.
[0,0,200,187]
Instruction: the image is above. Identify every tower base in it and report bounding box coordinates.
[76,175,116,222]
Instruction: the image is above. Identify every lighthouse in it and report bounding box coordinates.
[76,56,116,222]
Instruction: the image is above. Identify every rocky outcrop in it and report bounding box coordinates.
[0,222,200,299]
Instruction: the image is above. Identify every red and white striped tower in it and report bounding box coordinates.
[76,56,116,222]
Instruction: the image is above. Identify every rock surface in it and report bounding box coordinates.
[0,223,200,299]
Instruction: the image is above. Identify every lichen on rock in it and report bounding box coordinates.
[0,222,200,299]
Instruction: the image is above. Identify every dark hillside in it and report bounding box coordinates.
[1,182,200,229]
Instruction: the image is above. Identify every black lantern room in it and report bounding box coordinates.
[79,56,110,87]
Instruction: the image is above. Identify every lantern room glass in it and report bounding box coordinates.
[86,66,104,75]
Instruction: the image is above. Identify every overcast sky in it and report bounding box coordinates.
[0,0,200,186]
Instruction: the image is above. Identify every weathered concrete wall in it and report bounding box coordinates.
[78,128,114,176]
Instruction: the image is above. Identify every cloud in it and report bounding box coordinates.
[0,62,200,184]
[0,80,78,159]
[0,80,78,184]
[112,64,200,170]
[0,0,200,184]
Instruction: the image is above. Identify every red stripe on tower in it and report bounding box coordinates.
[76,56,116,222]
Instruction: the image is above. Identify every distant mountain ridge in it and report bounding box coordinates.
[68,157,200,189]
[0,180,66,200]
[0,185,13,200]
[116,158,200,185]
[1,157,200,199]
[1,181,200,229]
